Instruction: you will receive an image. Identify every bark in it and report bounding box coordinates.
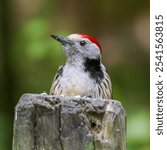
[13,94,127,150]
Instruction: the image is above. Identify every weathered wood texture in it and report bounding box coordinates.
[13,94,127,150]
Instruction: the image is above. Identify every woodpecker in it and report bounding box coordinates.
[50,33,112,99]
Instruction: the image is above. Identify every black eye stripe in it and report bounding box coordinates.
[80,40,86,46]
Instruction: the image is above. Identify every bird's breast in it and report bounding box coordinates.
[59,65,95,96]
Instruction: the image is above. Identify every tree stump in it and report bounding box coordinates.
[12,94,127,150]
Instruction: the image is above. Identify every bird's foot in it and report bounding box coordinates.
[40,92,48,96]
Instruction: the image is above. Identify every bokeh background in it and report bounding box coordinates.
[0,0,149,150]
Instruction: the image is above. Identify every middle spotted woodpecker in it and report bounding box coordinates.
[50,33,112,99]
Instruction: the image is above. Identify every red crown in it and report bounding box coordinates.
[79,34,102,53]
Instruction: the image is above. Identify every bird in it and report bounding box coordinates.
[49,33,112,99]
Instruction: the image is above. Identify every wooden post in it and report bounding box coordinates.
[13,94,127,150]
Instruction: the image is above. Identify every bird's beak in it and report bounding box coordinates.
[51,35,73,45]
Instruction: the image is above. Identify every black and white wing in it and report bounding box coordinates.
[50,65,64,95]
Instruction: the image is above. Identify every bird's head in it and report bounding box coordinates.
[51,33,102,61]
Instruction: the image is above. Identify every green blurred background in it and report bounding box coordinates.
[0,0,149,149]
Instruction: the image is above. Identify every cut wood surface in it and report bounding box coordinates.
[13,94,127,150]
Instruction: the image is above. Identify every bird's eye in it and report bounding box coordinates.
[80,40,86,46]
